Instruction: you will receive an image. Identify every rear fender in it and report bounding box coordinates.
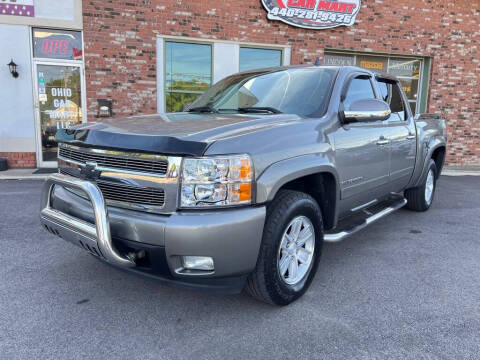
[412,137,446,187]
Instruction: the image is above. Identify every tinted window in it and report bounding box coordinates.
[343,77,375,110]
[377,79,407,121]
[239,48,282,72]
[165,42,212,112]
[190,68,337,117]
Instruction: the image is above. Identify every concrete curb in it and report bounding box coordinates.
[441,170,480,177]
[0,175,49,180]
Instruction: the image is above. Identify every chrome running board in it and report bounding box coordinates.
[324,198,407,243]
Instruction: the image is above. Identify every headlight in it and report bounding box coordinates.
[180,154,253,208]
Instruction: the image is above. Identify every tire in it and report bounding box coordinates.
[245,190,323,306]
[405,159,437,212]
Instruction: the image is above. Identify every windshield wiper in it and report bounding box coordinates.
[237,107,282,114]
[188,106,218,113]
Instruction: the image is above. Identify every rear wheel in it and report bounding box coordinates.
[245,190,323,305]
[405,159,437,212]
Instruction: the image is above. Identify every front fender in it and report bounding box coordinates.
[256,153,340,204]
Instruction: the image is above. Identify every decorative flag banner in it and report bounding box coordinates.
[262,0,361,29]
[0,0,35,17]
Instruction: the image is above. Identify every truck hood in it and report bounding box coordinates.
[56,112,302,156]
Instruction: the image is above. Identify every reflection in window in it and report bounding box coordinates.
[191,68,336,117]
[343,77,375,110]
[165,42,212,112]
[239,47,282,72]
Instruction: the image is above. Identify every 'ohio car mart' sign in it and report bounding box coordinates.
[262,0,361,29]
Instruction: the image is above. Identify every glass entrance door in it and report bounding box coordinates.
[35,64,84,165]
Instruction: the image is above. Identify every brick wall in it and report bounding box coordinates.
[0,152,36,168]
[82,0,480,166]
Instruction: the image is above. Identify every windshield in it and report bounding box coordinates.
[188,68,337,117]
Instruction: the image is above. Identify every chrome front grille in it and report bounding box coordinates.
[57,144,182,214]
[59,145,168,175]
[96,180,165,206]
[59,169,165,207]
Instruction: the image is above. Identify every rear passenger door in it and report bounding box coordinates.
[376,78,417,192]
[333,74,391,210]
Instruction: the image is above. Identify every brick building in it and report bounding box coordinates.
[0,0,84,168]
[1,0,479,167]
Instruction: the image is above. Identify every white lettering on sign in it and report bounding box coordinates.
[48,110,75,120]
[57,121,72,129]
[53,99,71,108]
[51,88,72,97]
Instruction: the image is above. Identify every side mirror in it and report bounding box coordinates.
[341,99,391,123]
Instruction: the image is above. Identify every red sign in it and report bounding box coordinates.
[41,39,69,56]
[262,0,362,29]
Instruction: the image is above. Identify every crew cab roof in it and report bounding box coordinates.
[235,64,400,82]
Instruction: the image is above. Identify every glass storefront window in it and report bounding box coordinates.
[37,65,83,162]
[165,41,212,112]
[324,51,424,114]
[388,58,421,78]
[398,78,419,101]
[324,54,355,66]
[239,47,282,72]
[356,55,388,73]
[33,28,83,60]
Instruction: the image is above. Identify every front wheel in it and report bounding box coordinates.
[405,159,437,212]
[245,190,323,305]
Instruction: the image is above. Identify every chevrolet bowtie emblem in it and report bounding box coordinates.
[80,161,101,181]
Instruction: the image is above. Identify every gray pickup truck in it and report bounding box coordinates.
[40,65,447,305]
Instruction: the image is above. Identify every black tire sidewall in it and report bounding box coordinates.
[263,193,323,304]
[421,160,437,209]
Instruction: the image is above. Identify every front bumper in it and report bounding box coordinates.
[40,174,266,294]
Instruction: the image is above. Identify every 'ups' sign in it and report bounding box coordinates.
[262,0,361,29]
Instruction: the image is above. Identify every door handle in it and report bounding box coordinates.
[406,135,416,140]
[376,139,390,146]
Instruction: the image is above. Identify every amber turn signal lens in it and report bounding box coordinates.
[238,183,251,202]
[239,159,252,180]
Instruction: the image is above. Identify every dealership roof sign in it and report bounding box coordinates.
[261,0,361,29]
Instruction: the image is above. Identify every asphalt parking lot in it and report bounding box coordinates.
[1,176,479,359]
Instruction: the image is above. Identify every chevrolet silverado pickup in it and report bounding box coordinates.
[40,65,447,305]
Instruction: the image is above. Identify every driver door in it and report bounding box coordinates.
[332,75,391,213]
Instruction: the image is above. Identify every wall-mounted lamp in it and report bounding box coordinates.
[7,59,18,78]
[97,99,112,117]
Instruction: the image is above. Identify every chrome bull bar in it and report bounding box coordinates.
[40,173,135,268]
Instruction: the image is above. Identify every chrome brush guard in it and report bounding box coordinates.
[40,173,135,267]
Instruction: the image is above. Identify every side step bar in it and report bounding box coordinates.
[324,198,407,243]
